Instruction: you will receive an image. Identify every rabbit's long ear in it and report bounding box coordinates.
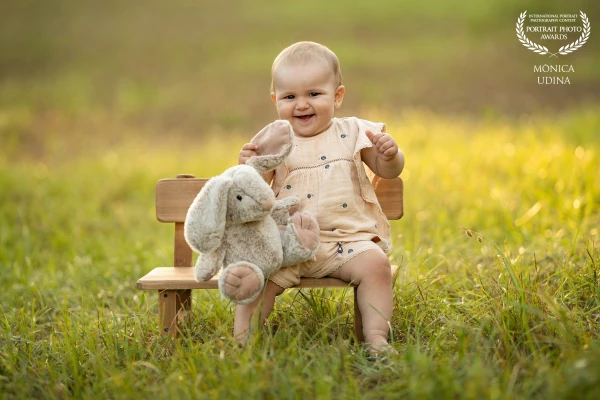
[246,120,294,172]
[184,176,233,254]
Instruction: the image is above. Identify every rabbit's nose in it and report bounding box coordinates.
[262,198,274,211]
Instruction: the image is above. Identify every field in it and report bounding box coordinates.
[1,1,600,399]
[2,108,599,399]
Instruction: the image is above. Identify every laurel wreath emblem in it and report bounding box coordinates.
[516,11,549,55]
[559,11,591,54]
[516,10,591,57]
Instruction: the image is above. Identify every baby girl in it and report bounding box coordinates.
[237,41,404,354]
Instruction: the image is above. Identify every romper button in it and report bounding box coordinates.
[341,134,347,138]
[342,203,347,208]
[348,249,354,254]
[286,185,292,189]
[324,165,330,169]
[307,194,312,199]
[321,156,326,160]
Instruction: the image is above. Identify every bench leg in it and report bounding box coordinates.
[176,289,192,328]
[354,287,365,343]
[158,289,192,336]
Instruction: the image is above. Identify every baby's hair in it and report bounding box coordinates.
[270,41,342,93]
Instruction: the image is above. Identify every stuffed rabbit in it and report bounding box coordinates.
[184,120,320,304]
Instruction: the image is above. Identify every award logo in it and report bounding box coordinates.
[516,11,591,84]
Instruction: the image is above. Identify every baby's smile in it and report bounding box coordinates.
[295,114,315,122]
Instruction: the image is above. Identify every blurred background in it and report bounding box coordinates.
[1,5,599,395]
[1,0,598,160]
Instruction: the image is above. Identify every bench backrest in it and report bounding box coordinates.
[156,174,403,267]
[156,176,403,222]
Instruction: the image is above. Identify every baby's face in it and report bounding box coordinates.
[271,60,344,137]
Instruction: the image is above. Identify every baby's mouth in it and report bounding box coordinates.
[295,114,314,122]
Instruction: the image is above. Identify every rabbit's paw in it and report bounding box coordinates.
[290,212,319,252]
[280,212,320,268]
[218,262,265,304]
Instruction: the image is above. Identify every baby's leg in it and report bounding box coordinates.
[233,280,285,345]
[327,249,394,352]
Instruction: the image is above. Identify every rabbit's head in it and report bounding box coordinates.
[184,165,275,254]
[184,120,293,254]
[222,165,275,223]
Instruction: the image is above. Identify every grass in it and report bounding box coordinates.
[1,107,599,399]
[1,1,599,397]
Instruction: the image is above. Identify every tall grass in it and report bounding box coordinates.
[1,108,599,399]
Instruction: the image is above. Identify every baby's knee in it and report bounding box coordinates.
[365,252,392,285]
[234,281,283,313]
[266,280,286,297]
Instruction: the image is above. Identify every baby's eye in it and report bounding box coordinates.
[309,92,320,97]
[236,195,243,201]
[284,95,295,100]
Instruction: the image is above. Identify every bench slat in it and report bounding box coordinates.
[137,265,399,290]
[156,177,403,223]
[156,178,209,223]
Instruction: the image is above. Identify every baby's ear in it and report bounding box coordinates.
[246,120,294,172]
[334,85,345,109]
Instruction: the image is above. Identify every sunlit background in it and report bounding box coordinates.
[1,0,598,152]
[1,1,599,398]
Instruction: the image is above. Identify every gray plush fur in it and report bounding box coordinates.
[184,120,320,304]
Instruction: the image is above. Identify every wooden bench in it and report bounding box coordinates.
[137,174,403,341]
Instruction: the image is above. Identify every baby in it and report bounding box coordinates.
[237,41,404,353]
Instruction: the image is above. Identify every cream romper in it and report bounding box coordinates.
[269,117,392,289]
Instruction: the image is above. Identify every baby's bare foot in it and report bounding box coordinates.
[290,212,319,251]
[220,262,263,303]
[365,338,399,359]
[234,330,249,347]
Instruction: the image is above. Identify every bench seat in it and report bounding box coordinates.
[138,265,399,290]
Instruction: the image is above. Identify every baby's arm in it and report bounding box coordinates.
[238,143,275,184]
[361,130,405,179]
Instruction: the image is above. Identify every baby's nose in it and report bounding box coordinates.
[296,98,309,109]
[262,198,274,211]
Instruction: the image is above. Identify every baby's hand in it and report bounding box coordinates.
[365,130,398,161]
[238,143,259,165]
